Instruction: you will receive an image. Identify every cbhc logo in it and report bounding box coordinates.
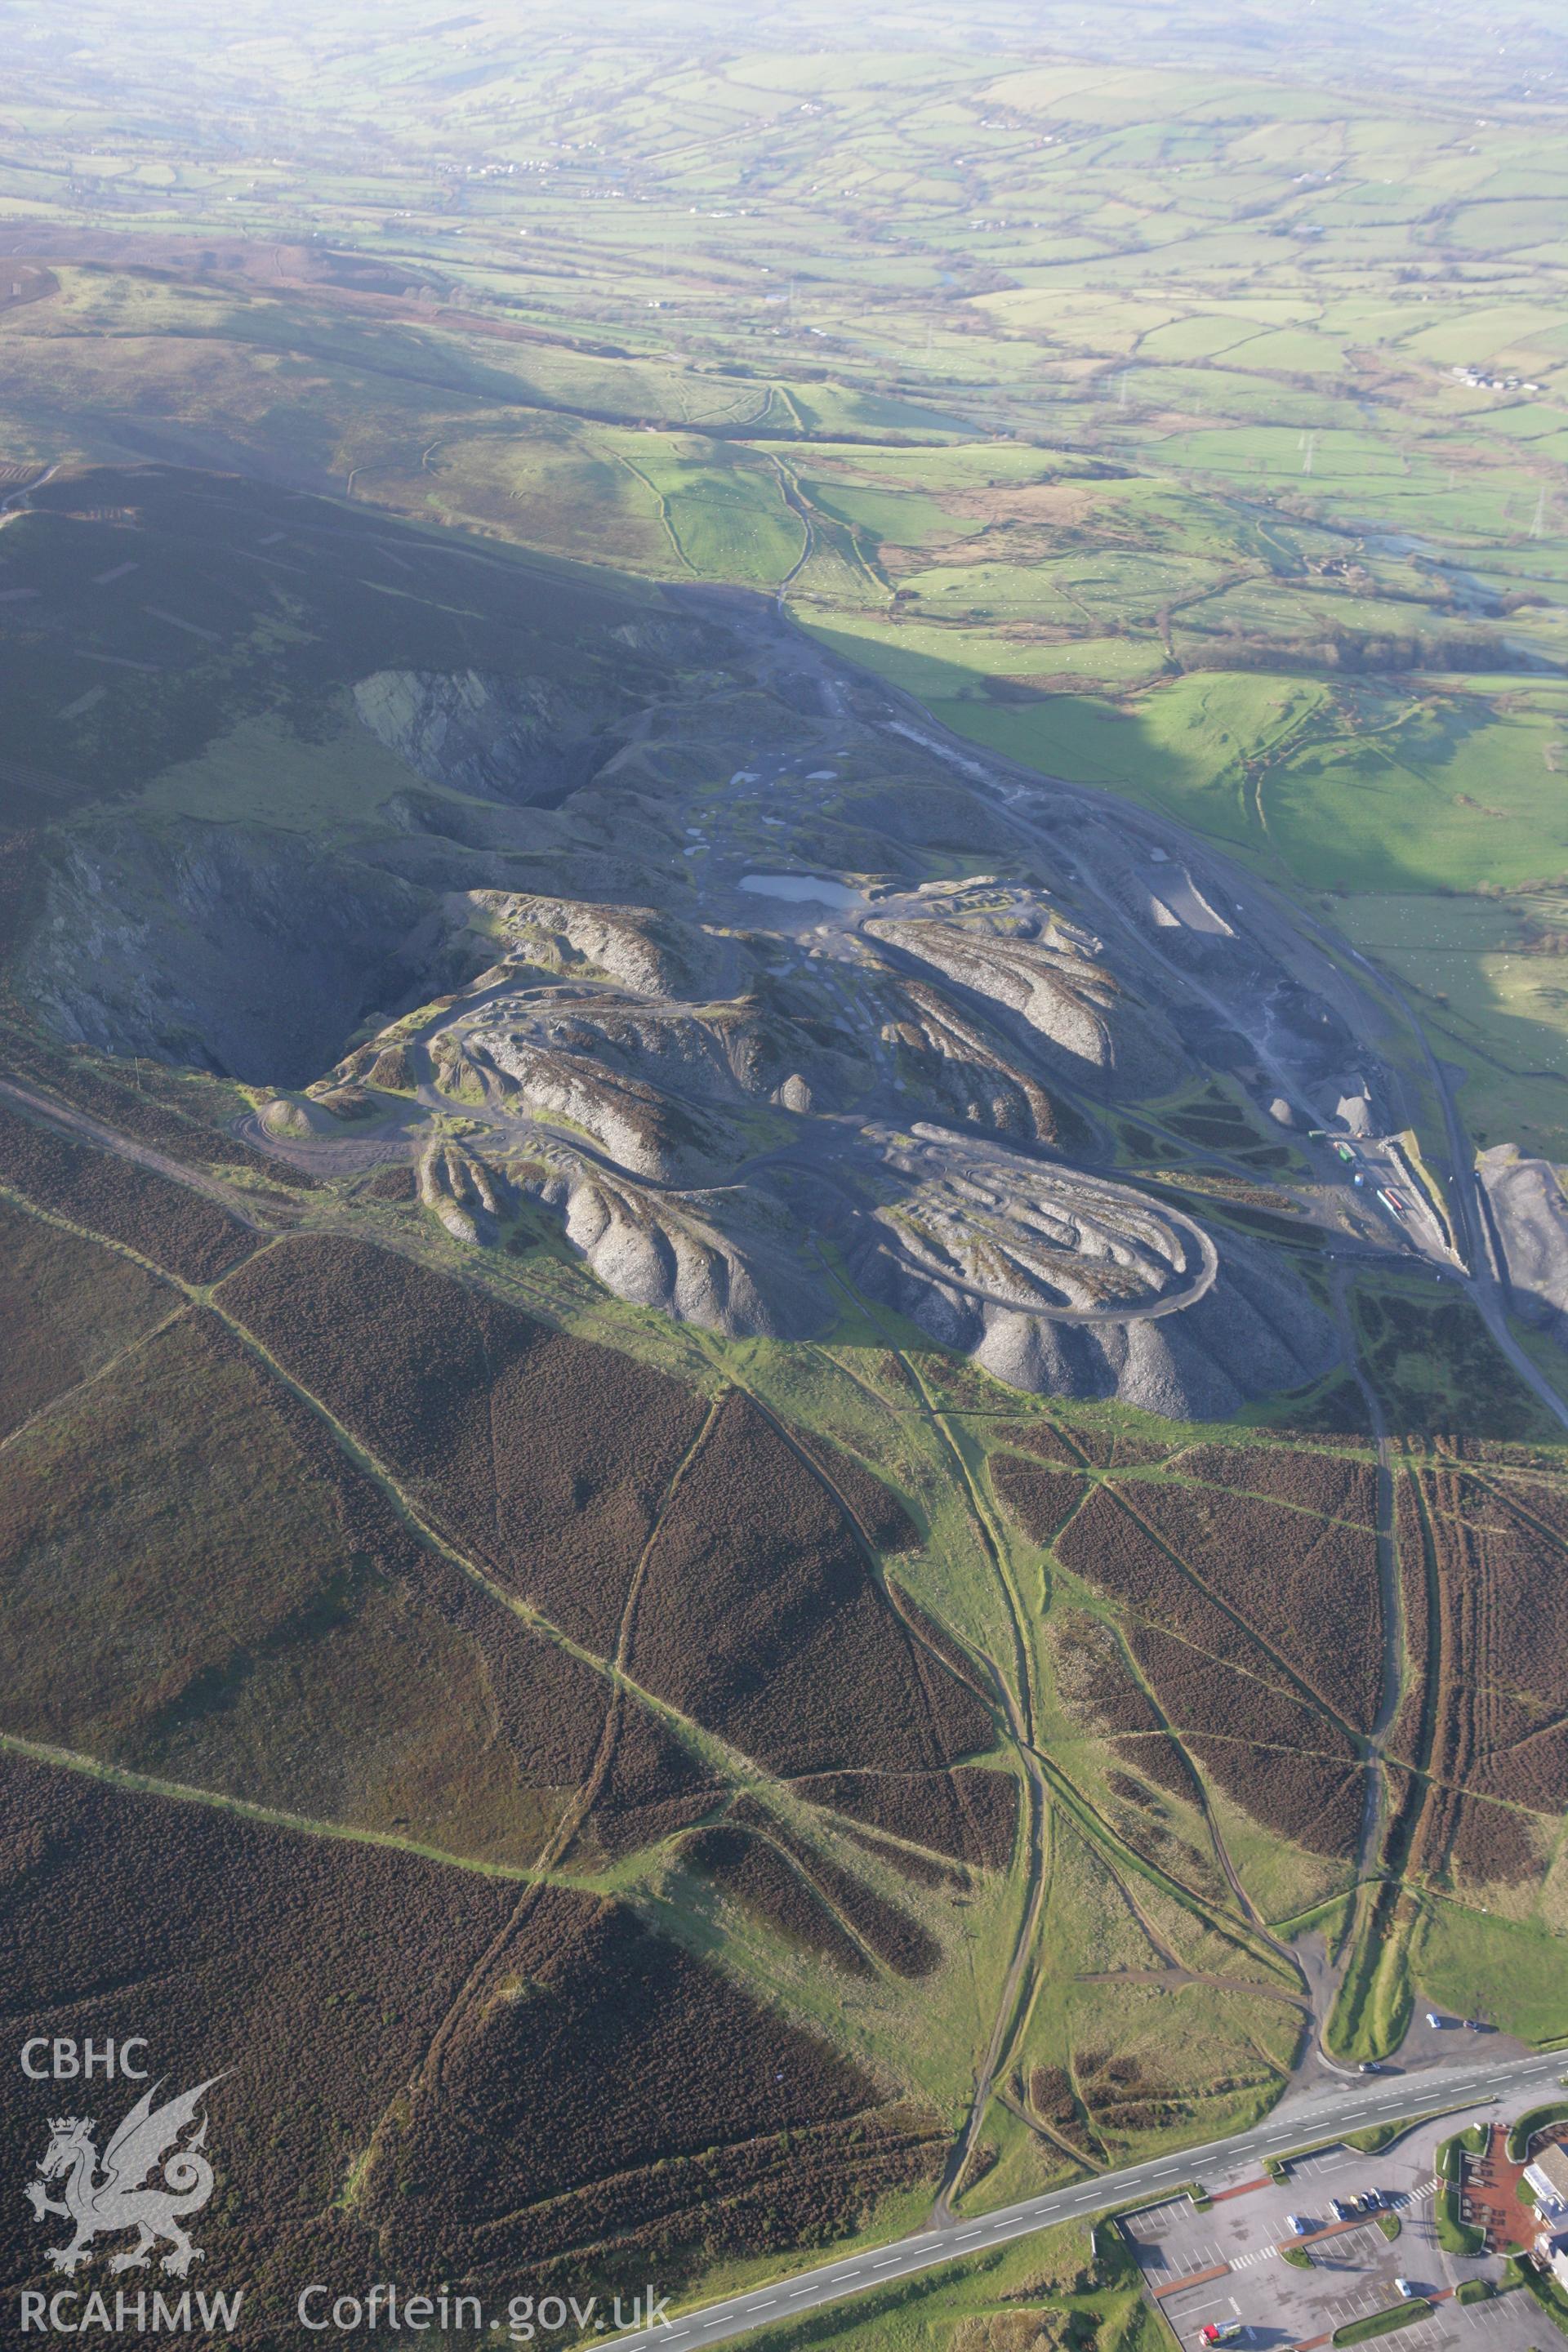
[20,2038,149,2079]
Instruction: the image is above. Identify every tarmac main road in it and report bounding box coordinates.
[608,2048,1568,2349]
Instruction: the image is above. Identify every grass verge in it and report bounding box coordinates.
[1333,2301,1432,2345]
[1507,2099,1568,2164]
[1435,2128,1487,2258]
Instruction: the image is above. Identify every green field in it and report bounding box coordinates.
[6,11,1562,1102]
[1,0,1567,2326]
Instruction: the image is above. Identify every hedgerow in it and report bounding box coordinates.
[1130,1627,1361,1855]
[0,1307,715,1864]
[0,1753,937,2318]
[0,1748,518,2309]
[1169,1445,1377,1526]
[361,1162,416,1201]
[1027,2065,1098,2157]
[358,1883,908,2267]
[1446,1791,1537,1883]
[1058,1486,1321,1714]
[890,1586,993,1703]
[1050,1615,1203,1806]
[838,1823,965,1888]
[1414,1469,1568,1880]
[1075,2047,1248,2141]
[0,1018,320,1187]
[1389,1472,1431,1767]
[231,1316,719,1859]
[800,1436,920,1555]
[996,1420,1083,1465]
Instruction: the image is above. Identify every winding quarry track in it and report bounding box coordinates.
[48,567,1562,2339]
[769,598,1568,1418]
[587,593,1568,2341]
[867,1170,1219,1325]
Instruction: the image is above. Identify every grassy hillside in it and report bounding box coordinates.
[0,11,1562,1136]
[1,4,1566,2327]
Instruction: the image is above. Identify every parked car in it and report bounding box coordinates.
[1289,2215,1312,2236]
[1331,2198,1352,2221]
[1395,2279,1419,2301]
[1200,2328,1245,2346]
[1360,2060,1386,2074]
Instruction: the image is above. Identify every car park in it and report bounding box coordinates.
[1120,2124,1544,2352]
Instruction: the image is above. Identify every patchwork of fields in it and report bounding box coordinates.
[1,1,1566,2337]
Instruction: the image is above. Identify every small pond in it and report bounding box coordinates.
[737,872,865,909]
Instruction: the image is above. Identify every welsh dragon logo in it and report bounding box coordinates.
[24,2078,223,2277]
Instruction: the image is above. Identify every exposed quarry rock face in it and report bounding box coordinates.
[497,1102,1334,1404]
[867,918,1182,1098]
[417,1136,509,1246]
[866,1129,1210,1316]
[503,1107,1334,1404]
[354,670,621,808]
[18,821,430,1087]
[10,577,1383,1419]
[483,1038,749,1185]
[1117,859,1236,950]
[467,890,733,1000]
[863,1222,1334,1420]
[875,973,1060,1144]
[468,988,871,1119]
[835,1122,1332,1410]
[236,830,1347,1412]
[547,1165,831,1340]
